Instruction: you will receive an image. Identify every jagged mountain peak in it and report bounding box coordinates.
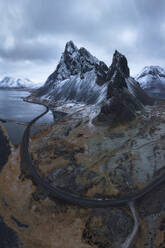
[32,42,153,117]
[64,40,78,54]
[46,41,108,87]
[62,41,102,75]
[106,50,130,81]
[105,50,130,99]
[64,40,99,64]
[94,49,154,125]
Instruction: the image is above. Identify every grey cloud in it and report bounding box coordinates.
[0,0,165,81]
[21,0,98,39]
[0,39,59,62]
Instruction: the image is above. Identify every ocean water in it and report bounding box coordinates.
[0,90,54,144]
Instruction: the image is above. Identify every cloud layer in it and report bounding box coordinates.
[0,0,165,82]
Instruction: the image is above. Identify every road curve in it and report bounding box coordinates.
[20,105,165,208]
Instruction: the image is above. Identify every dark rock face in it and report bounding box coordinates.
[106,50,130,81]
[83,208,133,247]
[35,41,108,98]
[95,90,139,126]
[0,127,11,172]
[30,41,153,127]
[95,61,109,86]
[52,111,68,121]
[0,216,21,248]
[52,41,108,83]
[107,70,128,99]
[126,77,154,106]
[95,50,143,126]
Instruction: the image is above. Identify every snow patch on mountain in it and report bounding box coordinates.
[33,41,108,105]
[44,41,102,87]
[136,66,165,98]
[28,41,153,126]
[0,77,43,89]
[41,70,107,105]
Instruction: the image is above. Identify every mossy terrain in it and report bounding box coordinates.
[1,102,165,247]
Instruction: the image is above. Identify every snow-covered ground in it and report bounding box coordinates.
[42,70,108,105]
[136,66,165,97]
[33,41,108,105]
[0,76,44,89]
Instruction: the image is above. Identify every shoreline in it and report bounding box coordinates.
[0,96,50,127]
[0,88,32,92]
[0,93,52,145]
[0,118,49,127]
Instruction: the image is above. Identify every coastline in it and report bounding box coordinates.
[0,87,32,92]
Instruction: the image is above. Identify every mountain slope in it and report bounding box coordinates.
[94,51,153,125]
[30,41,152,107]
[0,77,42,89]
[136,66,165,98]
[28,41,153,126]
[32,41,109,104]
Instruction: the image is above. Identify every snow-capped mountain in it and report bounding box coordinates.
[0,76,43,89]
[33,41,109,104]
[136,66,165,98]
[95,50,153,124]
[31,41,152,107]
[28,41,153,125]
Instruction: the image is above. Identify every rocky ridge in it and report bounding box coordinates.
[32,41,108,105]
[29,41,153,126]
[95,51,153,126]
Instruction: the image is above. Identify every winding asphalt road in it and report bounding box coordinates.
[20,104,165,207]
[19,104,165,247]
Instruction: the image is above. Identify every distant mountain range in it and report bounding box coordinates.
[136,66,165,98]
[29,41,152,106]
[0,76,43,89]
[27,41,154,126]
[1,45,164,102]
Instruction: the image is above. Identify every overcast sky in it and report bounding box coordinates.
[0,0,165,83]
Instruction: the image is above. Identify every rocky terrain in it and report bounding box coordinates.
[0,42,165,248]
[28,41,108,105]
[28,41,153,125]
[136,66,165,98]
[0,125,22,248]
[1,99,165,248]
